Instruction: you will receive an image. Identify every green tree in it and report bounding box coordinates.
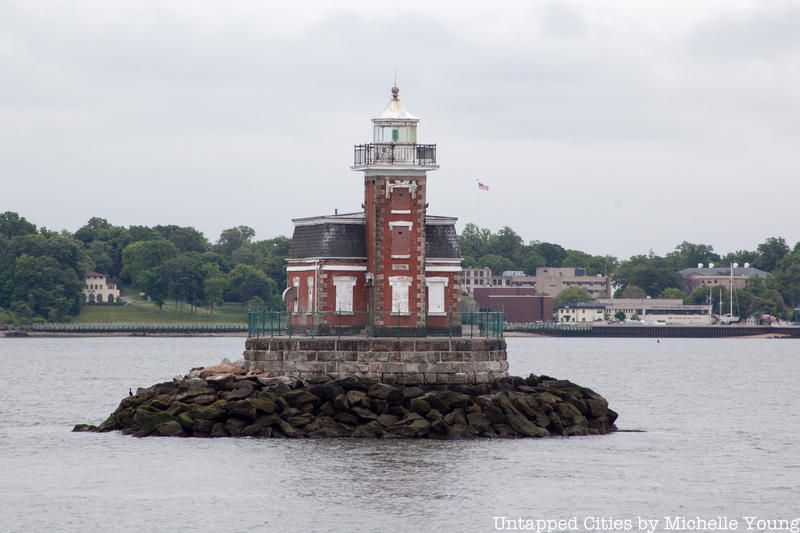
[215,226,256,256]
[87,241,113,273]
[754,237,790,272]
[478,254,515,276]
[554,286,592,307]
[659,287,687,300]
[614,254,681,297]
[11,254,83,320]
[139,269,169,310]
[722,249,758,267]
[121,239,179,286]
[530,241,568,267]
[203,274,227,315]
[74,217,113,244]
[772,250,800,308]
[667,241,720,270]
[458,224,494,262]
[491,226,523,264]
[619,285,647,299]
[160,254,205,312]
[227,264,277,308]
[517,248,546,275]
[742,277,790,319]
[0,212,37,239]
[155,225,210,253]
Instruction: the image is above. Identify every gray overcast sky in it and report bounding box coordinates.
[1,0,798,259]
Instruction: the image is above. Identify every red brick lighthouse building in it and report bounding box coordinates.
[285,86,462,334]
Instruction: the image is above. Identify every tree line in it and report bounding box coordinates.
[0,212,288,323]
[459,224,800,320]
[2,212,798,323]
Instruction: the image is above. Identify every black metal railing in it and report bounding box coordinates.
[247,309,503,338]
[353,143,436,167]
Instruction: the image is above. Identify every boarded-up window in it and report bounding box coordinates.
[391,188,411,211]
[389,276,412,314]
[333,276,356,313]
[391,226,410,257]
[426,277,448,315]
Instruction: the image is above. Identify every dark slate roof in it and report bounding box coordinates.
[678,267,768,278]
[288,212,462,260]
[288,223,366,258]
[426,223,461,259]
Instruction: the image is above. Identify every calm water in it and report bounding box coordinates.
[0,336,798,532]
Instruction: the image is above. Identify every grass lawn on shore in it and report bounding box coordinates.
[74,293,248,324]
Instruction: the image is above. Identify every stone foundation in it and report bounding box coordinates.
[243,336,508,385]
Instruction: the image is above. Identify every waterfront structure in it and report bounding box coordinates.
[556,302,606,323]
[284,86,462,335]
[557,298,712,324]
[534,267,611,298]
[678,265,768,294]
[473,287,554,323]
[82,271,120,304]
[460,266,492,296]
[462,267,610,299]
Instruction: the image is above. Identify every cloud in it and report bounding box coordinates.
[0,0,798,257]
[690,1,800,57]
[541,2,588,40]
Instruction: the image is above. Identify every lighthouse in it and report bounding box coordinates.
[285,86,462,334]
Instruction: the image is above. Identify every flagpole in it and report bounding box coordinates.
[475,178,480,228]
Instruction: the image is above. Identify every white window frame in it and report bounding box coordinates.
[292,277,300,313]
[307,277,315,314]
[333,276,357,314]
[426,277,449,316]
[388,276,412,315]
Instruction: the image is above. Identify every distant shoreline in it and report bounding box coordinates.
[3,330,794,339]
[2,331,247,338]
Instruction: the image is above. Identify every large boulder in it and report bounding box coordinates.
[82,367,617,440]
[199,364,246,378]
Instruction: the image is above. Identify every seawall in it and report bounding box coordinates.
[244,336,508,384]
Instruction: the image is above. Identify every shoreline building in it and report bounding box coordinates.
[284,86,462,335]
[557,298,712,325]
[473,287,554,323]
[82,271,120,304]
[678,265,768,294]
[460,266,610,299]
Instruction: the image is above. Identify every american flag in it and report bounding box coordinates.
[478,181,490,191]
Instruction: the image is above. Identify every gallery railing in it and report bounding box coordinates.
[353,143,437,167]
[247,309,503,338]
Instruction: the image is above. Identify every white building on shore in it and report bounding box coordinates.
[82,271,120,304]
[558,298,712,325]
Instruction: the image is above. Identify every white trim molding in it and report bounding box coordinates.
[426,258,462,264]
[388,221,413,228]
[292,214,364,226]
[321,265,368,272]
[391,209,411,215]
[287,265,316,272]
[425,265,462,273]
[425,216,458,225]
[385,179,418,199]
[287,264,368,272]
[286,257,366,263]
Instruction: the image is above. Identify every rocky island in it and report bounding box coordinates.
[75,360,617,439]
